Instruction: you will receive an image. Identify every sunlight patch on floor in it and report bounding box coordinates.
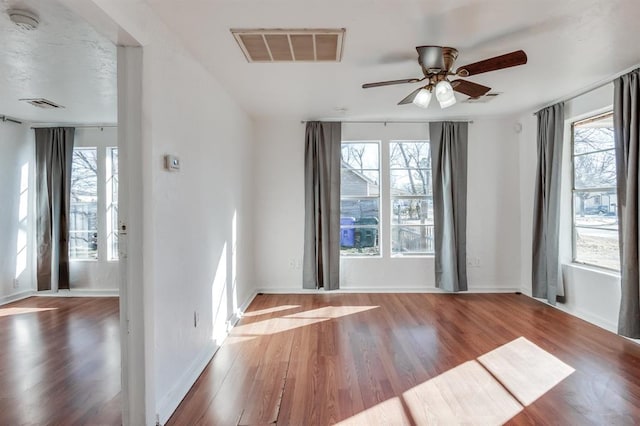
[336,337,574,425]
[478,336,575,406]
[242,305,301,317]
[334,397,412,426]
[231,305,378,336]
[403,360,522,425]
[0,307,58,317]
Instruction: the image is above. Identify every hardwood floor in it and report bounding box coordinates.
[168,293,640,425]
[0,296,121,425]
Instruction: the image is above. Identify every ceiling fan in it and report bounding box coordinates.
[362,46,527,109]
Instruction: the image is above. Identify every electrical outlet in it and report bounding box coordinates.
[193,311,200,328]
[466,257,481,268]
[13,278,19,289]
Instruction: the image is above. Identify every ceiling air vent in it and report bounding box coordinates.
[19,98,65,109]
[231,28,345,62]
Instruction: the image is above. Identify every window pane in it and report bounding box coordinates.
[391,198,433,225]
[390,141,431,169]
[574,125,614,154]
[392,225,434,255]
[341,169,379,196]
[574,150,616,189]
[575,228,619,270]
[107,147,119,260]
[340,199,379,256]
[70,148,98,260]
[390,170,431,195]
[573,191,618,226]
[341,142,379,169]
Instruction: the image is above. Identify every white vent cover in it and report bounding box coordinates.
[20,98,65,109]
[7,9,39,31]
[231,28,345,62]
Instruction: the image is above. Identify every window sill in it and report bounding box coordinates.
[564,262,620,278]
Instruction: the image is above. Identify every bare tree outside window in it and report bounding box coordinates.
[69,148,98,259]
[572,113,619,270]
[390,141,433,255]
[340,142,380,256]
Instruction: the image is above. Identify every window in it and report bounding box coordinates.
[106,147,119,260]
[390,141,433,255]
[572,112,619,270]
[69,146,119,261]
[70,148,98,260]
[340,141,380,256]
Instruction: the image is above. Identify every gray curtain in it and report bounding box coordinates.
[532,103,565,305]
[35,127,75,291]
[429,121,468,292]
[303,122,341,290]
[614,69,640,338]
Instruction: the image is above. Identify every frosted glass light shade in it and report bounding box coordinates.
[435,80,456,108]
[412,89,432,108]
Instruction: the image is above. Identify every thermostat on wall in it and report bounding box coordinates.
[164,155,180,171]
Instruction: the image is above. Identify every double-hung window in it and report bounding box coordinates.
[69,146,119,261]
[390,141,433,255]
[340,141,380,256]
[340,138,433,257]
[571,112,619,270]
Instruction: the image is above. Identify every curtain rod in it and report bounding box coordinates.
[300,120,473,124]
[30,124,117,129]
[1,115,23,124]
[533,63,640,115]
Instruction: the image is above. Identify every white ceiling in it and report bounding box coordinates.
[142,0,640,121]
[1,0,638,124]
[0,0,116,123]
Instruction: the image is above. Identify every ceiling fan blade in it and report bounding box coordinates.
[451,79,491,98]
[456,50,527,76]
[362,78,422,89]
[398,87,424,105]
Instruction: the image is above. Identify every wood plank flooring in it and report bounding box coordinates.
[168,293,640,425]
[0,296,121,425]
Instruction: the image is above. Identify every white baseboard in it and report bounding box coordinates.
[36,288,119,297]
[156,340,218,425]
[527,295,619,334]
[0,289,36,306]
[156,288,259,425]
[255,286,521,294]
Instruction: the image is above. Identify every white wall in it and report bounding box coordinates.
[139,27,255,425]
[253,118,522,292]
[76,2,257,423]
[69,127,120,291]
[0,121,35,303]
[518,83,621,333]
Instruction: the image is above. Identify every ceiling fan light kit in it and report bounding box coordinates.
[412,88,432,108]
[362,45,527,109]
[435,80,456,108]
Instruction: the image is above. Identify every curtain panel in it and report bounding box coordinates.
[303,122,341,290]
[614,69,640,338]
[429,121,469,292]
[35,127,75,291]
[531,103,565,305]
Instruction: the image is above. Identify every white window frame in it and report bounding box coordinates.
[340,138,433,258]
[389,140,433,257]
[340,140,382,257]
[571,111,619,271]
[69,146,118,262]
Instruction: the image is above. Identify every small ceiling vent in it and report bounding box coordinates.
[231,28,345,62]
[20,98,65,109]
[464,92,501,103]
[7,9,39,31]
